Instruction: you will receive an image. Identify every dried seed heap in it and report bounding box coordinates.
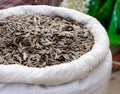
[0,14,94,68]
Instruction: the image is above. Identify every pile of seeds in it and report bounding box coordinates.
[0,14,94,68]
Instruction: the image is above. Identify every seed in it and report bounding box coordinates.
[83,31,89,37]
[0,14,94,68]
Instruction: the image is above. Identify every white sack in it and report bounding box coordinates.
[0,51,112,94]
[0,5,109,86]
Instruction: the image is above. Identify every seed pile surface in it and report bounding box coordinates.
[0,14,94,68]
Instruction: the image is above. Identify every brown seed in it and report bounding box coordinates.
[0,14,94,68]
[0,37,3,46]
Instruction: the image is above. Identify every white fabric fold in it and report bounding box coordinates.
[0,5,109,86]
[0,51,112,94]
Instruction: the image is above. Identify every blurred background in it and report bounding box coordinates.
[0,0,120,94]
